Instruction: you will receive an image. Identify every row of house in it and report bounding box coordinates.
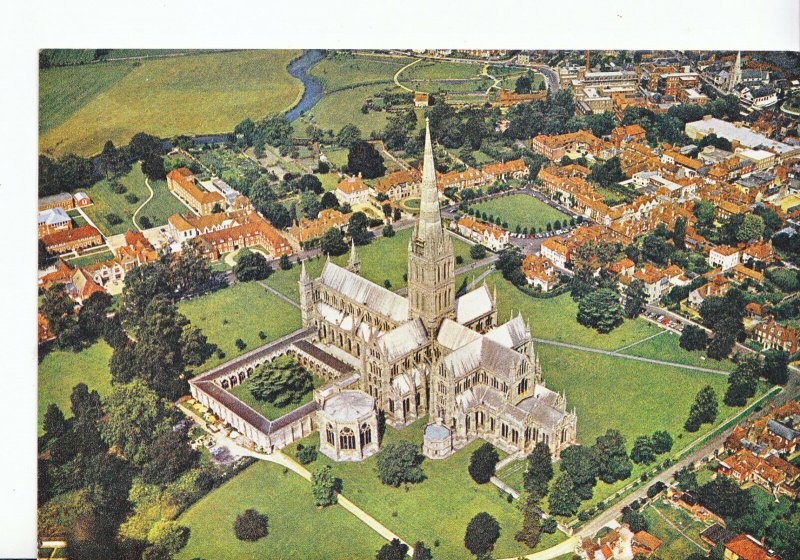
[455,216,509,251]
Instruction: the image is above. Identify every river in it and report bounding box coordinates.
[285,49,326,123]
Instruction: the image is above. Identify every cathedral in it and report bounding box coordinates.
[299,119,577,459]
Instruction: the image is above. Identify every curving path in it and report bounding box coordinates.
[393,57,421,92]
[132,176,154,231]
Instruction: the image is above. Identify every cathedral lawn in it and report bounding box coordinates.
[229,372,326,420]
[175,460,385,560]
[619,330,737,371]
[38,341,114,435]
[470,194,571,233]
[41,50,303,157]
[263,228,477,303]
[285,418,566,560]
[485,272,661,351]
[178,282,303,374]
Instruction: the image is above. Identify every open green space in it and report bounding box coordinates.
[66,250,115,268]
[471,194,570,233]
[229,372,325,420]
[67,210,89,228]
[309,52,413,91]
[263,228,476,303]
[620,330,736,371]
[295,83,398,136]
[38,341,114,434]
[486,272,661,351]
[315,172,340,192]
[176,461,385,560]
[41,50,302,157]
[322,148,349,169]
[82,165,186,236]
[178,282,303,373]
[402,60,482,81]
[641,501,708,558]
[286,418,564,560]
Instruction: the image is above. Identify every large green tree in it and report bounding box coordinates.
[249,355,313,407]
[548,472,580,516]
[523,442,554,496]
[464,512,501,557]
[685,385,718,432]
[311,465,338,506]
[468,442,500,484]
[559,445,598,500]
[347,140,385,179]
[593,429,632,484]
[624,279,647,319]
[376,441,425,486]
[577,289,623,333]
[234,249,272,282]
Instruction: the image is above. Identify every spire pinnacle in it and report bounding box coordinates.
[417,118,442,230]
[300,259,308,281]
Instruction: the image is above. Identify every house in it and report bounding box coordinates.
[194,213,293,261]
[41,225,103,254]
[609,257,636,277]
[456,216,508,251]
[708,245,741,271]
[724,533,779,560]
[73,192,93,207]
[373,169,421,200]
[114,230,159,272]
[718,447,800,499]
[166,168,226,215]
[732,264,764,285]
[522,254,558,292]
[38,313,55,345]
[71,267,106,304]
[753,316,800,353]
[529,130,605,161]
[742,241,773,264]
[688,276,729,309]
[631,531,663,558]
[414,92,430,107]
[745,302,765,320]
[482,159,528,182]
[38,192,74,212]
[700,524,735,549]
[611,124,647,148]
[673,491,726,524]
[437,167,488,191]
[38,207,72,237]
[335,175,371,206]
[630,264,671,303]
[541,237,571,268]
[287,208,352,246]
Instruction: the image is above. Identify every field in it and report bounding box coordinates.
[641,501,708,558]
[40,50,303,157]
[178,282,303,373]
[295,83,398,137]
[486,272,661,351]
[402,60,483,81]
[38,341,114,434]
[470,194,571,233]
[620,330,736,371]
[285,418,565,560]
[176,461,385,560]
[309,52,412,91]
[262,228,476,303]
[82,165,187,236]
[229,372,325,420]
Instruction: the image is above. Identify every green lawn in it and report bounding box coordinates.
[264,228,476,303]
[322,148,349,169]
[621,330,736,371]
[178,282,303,373]
[295,83,399,136]
[67,210,89,228]
[176,461,385,560]
[38,341,114,434]
[310,52,413,91]
[641,501,708,558]
[471,194,571,233]
[486,272,661,351]
[82,165,186,236]
[41,50,303,157]
[285,418,564,560]
[229,372,325,420]
[66,250,115,268]
[315,172,340,192]
[402,60,482,81]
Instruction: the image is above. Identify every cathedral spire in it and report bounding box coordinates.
[418,118,443,232]
[347,240,361,274]
[300,259,308,283]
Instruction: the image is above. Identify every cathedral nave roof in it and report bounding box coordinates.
[485,314,529,349]
[319,261,409,323]
[454,284,494,325]
[436,318,482,351]
[376,319,428,362]
[442,337,524,381]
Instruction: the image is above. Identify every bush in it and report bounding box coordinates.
[258,331,267,340]
[140,216,152,229]
[106,213,123,226]
[235,338,246,350]
[470,244,487,260]
[125,193,140,204]
[296,445,318,465]
[234,509,269,541]
[455,255,464,265]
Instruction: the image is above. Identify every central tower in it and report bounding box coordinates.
[408,119,455,333]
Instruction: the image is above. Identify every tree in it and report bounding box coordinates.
[38,239,53,269]
[411,541,433,560]
[737,214,765,243]
[685,385,718,432]
[347,140,385,179]
[337,124,362,149]
[679,325,708,351]
[470,244,487,260]
[77,291,113,341]
[696,477,754,519]
[312,465,338,506]
[128,132,163,161]
[674,465,698,492]
[762,350,789,385]
[641,233,673,265]
[651,430,673,454]
[100,140,124,179]
[560,445,598,500]
[468,442,500,484]
[630,436,656,465]
[593,429,632,484]
[70,382,103,422]
[548,472,581,516]
[523,442,554,496]
[297,174,324,194]
[376,539,409,560]
[249,355,313,407]
[348,211,371,245]
[624,279,647,319]
[43,403,68,441]
[588,157,626,187]
[100,380,173,465]
[147,521,189,555]
[299,190,322,220]
[234,250,272,282]
[621,509,649,533]
[577,289,623,333]
[41,283,79,349]
[120,260,172,323]
[672,216,687,250]
[693,200,716,229]
[172,241,211,297]
[234,509,269,541]
[141,426,198,485]
[320,227,349,256]
[376,441,425,486]
[181,326,213,367]
[724,358,759,406]
[321,191,339,210]
[766,519,800,560]
[464,512,501,557]
[515,492,543,547]
[514,75,533,94]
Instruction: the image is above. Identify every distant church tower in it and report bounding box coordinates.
[407,119,455,333]
[727,51,742,92]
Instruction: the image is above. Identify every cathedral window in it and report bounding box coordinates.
[360,423,372,447]
[501,423,508,438]
[388,400,395,413]
[339,427,356,450]
[326,424,335,446]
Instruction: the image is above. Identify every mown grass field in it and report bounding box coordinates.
[263,228,476,303]
[402,60,483,81]
[176,461,386,560]
[38,341,114,434]
[471,194,571,233]
[66,249,115,268]
[621,330,736,371]
[285,418,565,560]
[179,282,303,373]
[82,165,187,236]
[309,52,413,90]
[295,83,397,137]
[230,372,325,420]
[40,50,303,156]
